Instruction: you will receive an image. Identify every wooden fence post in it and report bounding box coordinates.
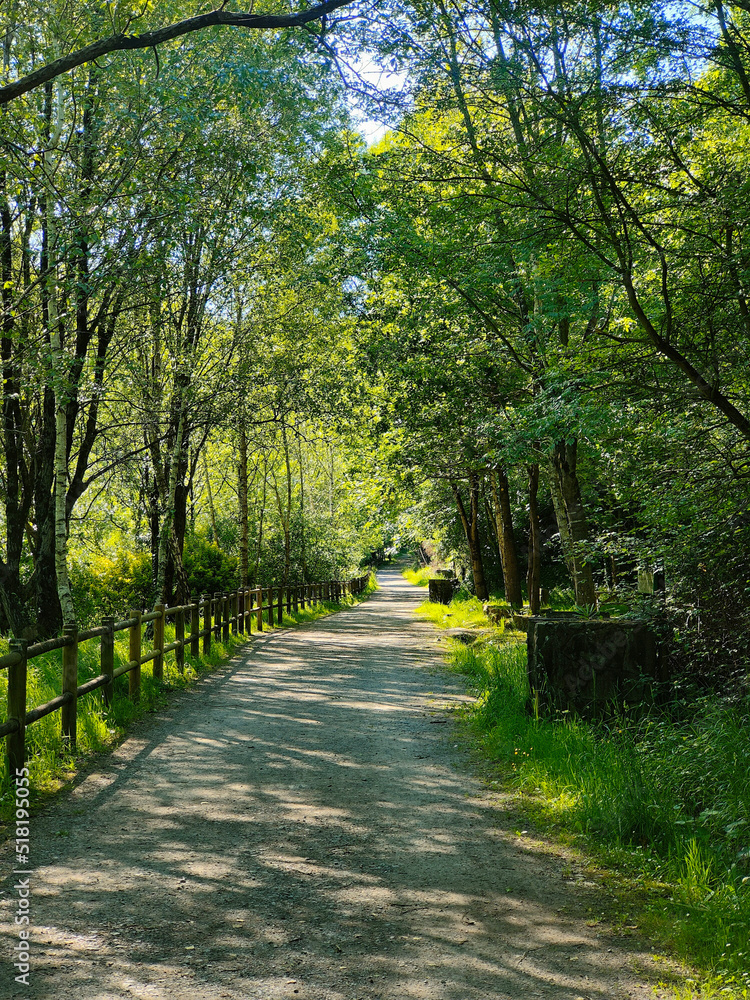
[61,625,79,748]
[129,611,142,702]
[202,595,211,656]
[176,604,185,672]
[7,639,27,778]
[213,592,222,640]
[238,588,245,635]
[286,586,292,615]
[232,590,239,636]
[277,586,283,623]
[256,587,263,632]
[269,586,276,626]
[300,585,306,611]
[190,600,200,659]
[153,604,165,681]
[222,593,230,642]
[101,616,115,706]
[246,589,253,635]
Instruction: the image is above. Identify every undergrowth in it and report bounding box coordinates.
[402,566,432,587]
[427,602,750,998]
[0,574,377,826]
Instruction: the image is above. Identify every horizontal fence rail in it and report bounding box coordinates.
[1,575,370,776]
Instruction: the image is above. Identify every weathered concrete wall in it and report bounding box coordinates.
[527,618,665,718]
[428,579,455,604]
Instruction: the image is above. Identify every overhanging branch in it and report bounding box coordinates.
[0,0,358,105]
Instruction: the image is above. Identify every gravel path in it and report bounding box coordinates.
[0,568,672,999]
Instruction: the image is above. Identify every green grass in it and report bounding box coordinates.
[415,594,501,631]
[0,574,377,826]
[435,617,750,997]
[402,566,433,586]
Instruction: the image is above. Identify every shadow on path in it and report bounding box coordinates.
[0,568,665,999]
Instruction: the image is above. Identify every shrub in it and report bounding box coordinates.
[183,534,238,596]
[70,551,152,626]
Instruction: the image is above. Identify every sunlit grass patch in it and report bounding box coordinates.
[402,566,432,586]
[415,594,496,630]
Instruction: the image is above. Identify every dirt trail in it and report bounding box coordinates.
[0,568,672,1000]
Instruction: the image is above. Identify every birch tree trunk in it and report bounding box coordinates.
[45,76,76,627]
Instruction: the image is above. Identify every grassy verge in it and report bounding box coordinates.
[415,598,750,999]
[415,593,493,630]
[402,566,432,587]
[0,574,377,827]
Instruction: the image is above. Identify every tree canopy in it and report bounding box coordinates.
[0,0,749,693]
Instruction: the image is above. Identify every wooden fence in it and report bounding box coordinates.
[0,575,370,776]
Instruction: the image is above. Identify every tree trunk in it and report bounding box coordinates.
[0,161,33,637]
[450,473,489,601]
[551,440,597,606]
[298,427,308,584]
[238,422,249,588]
[280,421,292,585]
[527,464,541,614]
[203,449,220,547]
[156,407,189,605]
[45,80,76,627]
[34,501,61,638]
[549,464,574,577]
[489,467,523,607]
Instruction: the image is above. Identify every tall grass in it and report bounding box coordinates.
[416,594,493,630]
[402,566,433,586]
[444,632,750,993]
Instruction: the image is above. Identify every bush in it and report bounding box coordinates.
[183,534,238,596]
[71,551,152,626]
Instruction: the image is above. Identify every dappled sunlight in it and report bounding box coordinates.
[0,567,661,999]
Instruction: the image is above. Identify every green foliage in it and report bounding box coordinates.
[70,551,152,626]
[402,566,432,586]
[183,534,238,597]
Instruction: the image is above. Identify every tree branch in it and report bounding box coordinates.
[0,0,358,105]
